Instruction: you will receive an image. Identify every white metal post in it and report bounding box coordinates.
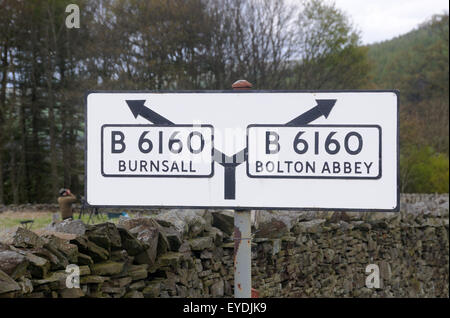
[232,79,253,298]
[234,209,252,298]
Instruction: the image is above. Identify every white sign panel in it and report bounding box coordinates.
[101,125,214,177]
[247,125,381,178]
[86,91,399,211]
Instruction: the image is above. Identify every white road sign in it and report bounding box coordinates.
[86,91,399,211]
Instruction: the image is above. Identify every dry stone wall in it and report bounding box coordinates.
[0,194,448,298]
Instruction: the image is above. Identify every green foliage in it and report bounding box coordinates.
[287,0,371,89]
[0,0,447,204]
[0,0,374,204]
[368,13,449,155]
[370,13,449,193]
[368,14,449,99]
[401,146,449,193]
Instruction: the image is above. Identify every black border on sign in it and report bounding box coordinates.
[246,124,382,180]
[84,90,400,212]
[100,124,214,178]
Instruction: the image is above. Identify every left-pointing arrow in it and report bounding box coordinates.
[125,100,174,125]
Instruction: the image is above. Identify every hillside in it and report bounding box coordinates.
[368,15,448,92]
[367,13,449,193]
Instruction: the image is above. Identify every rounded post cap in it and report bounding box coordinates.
[232,79,253,89]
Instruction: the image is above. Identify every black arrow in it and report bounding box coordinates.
[125,98,337,200]
[286,99,336,126]
[126,100,174,125]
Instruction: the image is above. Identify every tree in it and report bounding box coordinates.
[288,0,371,89]
[0,0,376,203]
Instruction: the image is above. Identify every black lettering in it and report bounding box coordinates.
[140,160,148,172]
[333,162,341,173]
[345,132,363,155]
[266,131,280,154]
[314,132,319,155]
[159,131,163,154]
[188,131,205,154]
[285,161,293,173]
[364,162,373,174]
[321,162,331,174]
[344,162,352,173]
[171,161,179,172]
[162,160,169,172]
[118,160,126,171]
[150,161,159,172]
[111,131,125,153]
[266,161,275,172]
[256,161,263,172]
[277,161,284,173]
[129,160,137,172]
[306,161,315,173]
[355,162,362,174]
[294,161,303,173]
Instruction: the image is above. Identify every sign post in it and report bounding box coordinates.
[231,80,253,298]
[85,86,399,297]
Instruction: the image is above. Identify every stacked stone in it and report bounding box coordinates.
[0,209,233,298]
[0,204,60,213]
[0,194,448,298]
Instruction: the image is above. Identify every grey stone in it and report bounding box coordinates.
[128,266,148,281]
[60,288,85,298]
[210,279,224,297]
[9,248,50,279]
[31,271,68,287]
[86,222,122,251]
[119,218,160,265]
[157,230,170,256]
[255,217,288,238]
[90,261,124,276]
[0,227,45,248]
[104,276,132,287]
[124,290,144,298]
[158,252,184,267]
[293,219,326,234]
[71,236,109,262]
[17,277,33,294]
[142,281,161,298]
[129,280,146,291]
[117,226,144,256]
[31,247,66,271]
[0,250,29,279]
[77,253,93,265]
[131,226,159,266]
[212,211,234,236]
[44,234,78,262]
[45,219,87,235]
[207,227,224,246]
[119,217,160,232]
[0,269,21,295]
[189,237,213,251]
[154,210,207,238]
[80,275,109,284]
[160,226,183,251]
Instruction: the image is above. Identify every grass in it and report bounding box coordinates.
[0,210,126,232]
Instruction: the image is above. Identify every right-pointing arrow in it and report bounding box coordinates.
[286,99,337,126]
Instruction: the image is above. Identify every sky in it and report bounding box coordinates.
[326,0,449,44]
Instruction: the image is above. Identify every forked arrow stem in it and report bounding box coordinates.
[125,98,337,200]
[125,98,336,166]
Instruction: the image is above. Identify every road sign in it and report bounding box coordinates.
[85,90,399,211]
